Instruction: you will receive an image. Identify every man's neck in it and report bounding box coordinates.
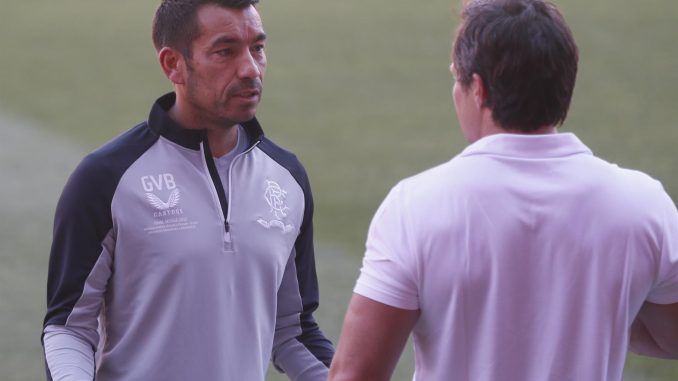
[206,127,239,158]
[168,102,239,158]
[477,111,558,140]
[480,123,558,138]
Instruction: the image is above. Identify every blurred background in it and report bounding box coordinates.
[0,0,676,380]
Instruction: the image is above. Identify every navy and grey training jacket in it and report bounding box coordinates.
[42,92,334,380]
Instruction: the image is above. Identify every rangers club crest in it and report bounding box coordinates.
[264,180,289,219]
[258,180,294,233]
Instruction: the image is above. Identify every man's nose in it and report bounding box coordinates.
[237,51,262,79]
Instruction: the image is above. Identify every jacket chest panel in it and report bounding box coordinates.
[112,160,225,272]
[226,150,305,280]
[108,143,304,283]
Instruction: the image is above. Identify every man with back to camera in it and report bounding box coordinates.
[42,1,334,380]
[329,0,678,380]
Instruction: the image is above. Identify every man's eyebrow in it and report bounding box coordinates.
[209,33,267,48]
[210,36,239,48]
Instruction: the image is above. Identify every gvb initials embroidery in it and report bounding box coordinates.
[140,173,198,234]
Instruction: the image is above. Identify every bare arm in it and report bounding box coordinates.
[328,294,419,381]
[629,301,678,359]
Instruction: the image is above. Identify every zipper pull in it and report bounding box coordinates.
[223,222,234,252]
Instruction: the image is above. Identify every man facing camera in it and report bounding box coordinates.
[42,1,333,380]
[329,1,678,380]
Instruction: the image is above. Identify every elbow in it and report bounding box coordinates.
[633,303,678,359]
[655,337,678,359]
[656,322,678,358]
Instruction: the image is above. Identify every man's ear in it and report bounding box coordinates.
[471,73,486,109]
[158,47,186,85]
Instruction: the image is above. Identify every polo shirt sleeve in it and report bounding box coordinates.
[647,191,678,304]
[354,182,420,310]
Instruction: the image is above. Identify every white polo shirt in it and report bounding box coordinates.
[355,133,678,381]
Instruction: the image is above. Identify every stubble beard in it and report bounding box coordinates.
[184,66,239,130]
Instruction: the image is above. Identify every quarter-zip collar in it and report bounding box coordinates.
[147,92,265,150]
[147,92,266,250]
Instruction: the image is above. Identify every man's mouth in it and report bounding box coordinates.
[233,89,261,100]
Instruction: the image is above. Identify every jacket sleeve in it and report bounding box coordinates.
[271,171,334,379]
[271,246,329,380]
[43,326,96,381]
[43,154,117,380]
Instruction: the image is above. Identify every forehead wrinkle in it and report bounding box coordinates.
[196,6,265,49]
[205,30,265,51]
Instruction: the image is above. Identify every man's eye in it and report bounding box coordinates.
[253,45,265,53]
[216,49,233,56]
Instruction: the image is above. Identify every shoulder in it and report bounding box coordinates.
[608,164,665,195]
[371,161,463,237]
[60,122,158,206]
[393,158,476,207]
[587,158,671,215]
[89,122,158,171]
[257,137,310,190]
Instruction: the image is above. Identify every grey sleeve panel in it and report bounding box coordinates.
[43,326,95,381]
[43,229,115,380]
[273,248,304,350]
[63,231,114,346]
[273,341,329,381]
[272,248,329,380]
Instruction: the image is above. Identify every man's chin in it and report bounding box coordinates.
[223,109,257,125]
[237,109,257,122]
[218,102,259,125]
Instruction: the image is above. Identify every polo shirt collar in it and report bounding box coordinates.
[460,132,592,159]
[147,92,265,150]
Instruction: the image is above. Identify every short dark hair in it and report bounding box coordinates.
[452,0,578,132]
[152,0,259,57]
